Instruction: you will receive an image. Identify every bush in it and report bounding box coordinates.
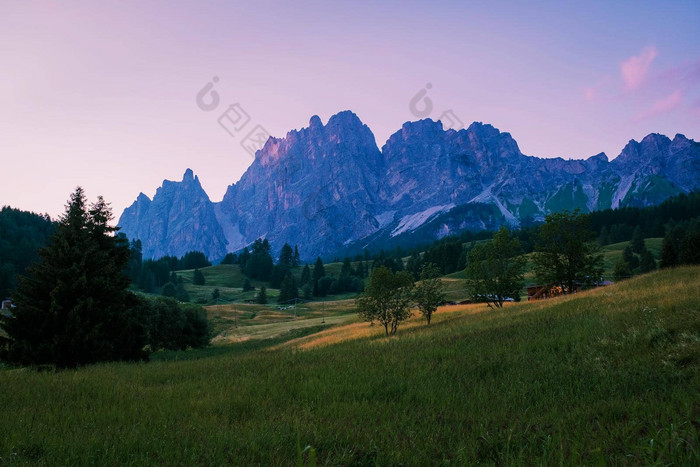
[148,297,210,351]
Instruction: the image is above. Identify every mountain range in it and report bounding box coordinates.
[118,111,700,260]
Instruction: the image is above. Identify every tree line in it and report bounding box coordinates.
[0,207,55,298]
[222,243,368,304]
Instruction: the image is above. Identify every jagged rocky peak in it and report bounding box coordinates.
[614,133,673,168]
[463,122,522,156]
[671,133,692,151]
[256,110,378,167]
[587,152,609,163]
[135,192,151,204]
[582,152,609,171]
[181,168,202,185]
[398,118,443,136]
[381,119,446,157]
[118,111,698,261]
[309,114,323,129]
[117,167,227,259]
[324,110,378,149]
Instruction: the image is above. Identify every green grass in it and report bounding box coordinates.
[601,238,663,274]
[168,263,361,305]
[1,267,698,464]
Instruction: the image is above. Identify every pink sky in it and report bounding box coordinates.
[1,1,699,219]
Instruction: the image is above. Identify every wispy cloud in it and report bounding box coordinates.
[634,89,682,122]
[582,86,596,101]
[621,46,658,91]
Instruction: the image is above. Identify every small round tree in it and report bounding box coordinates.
[356,266,414,336]
[413,263,446,324]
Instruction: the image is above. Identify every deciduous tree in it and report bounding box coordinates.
[356,266,414,336]
[413,263,446,324]
[465,227,526,308]
[532,210,603,293]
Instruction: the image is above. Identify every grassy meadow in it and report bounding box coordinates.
[1,266,698,464]
[154,238,655,308]
[171,262,360,305]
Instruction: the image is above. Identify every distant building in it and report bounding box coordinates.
[527,280,612,301]
[527,285,568,301]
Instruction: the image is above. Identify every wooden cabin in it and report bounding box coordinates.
[527,284,577,301]
[527,280,612,301]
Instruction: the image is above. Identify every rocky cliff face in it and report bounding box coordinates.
[118,169,228,259]
[216,111,385,258]
[117,112,700,260]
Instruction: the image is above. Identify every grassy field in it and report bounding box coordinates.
[2,266,697,464]
[165,237,661,307]
[206,299,359,344]
[171,262,363,305]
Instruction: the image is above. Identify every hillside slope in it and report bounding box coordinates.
[1,267,698,464]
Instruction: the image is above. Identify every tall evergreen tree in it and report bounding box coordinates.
[312,257,325,296]
[300,264,311,286]
[340,257,353,277]
[193,268,205,286]
[622,246,639,271]
[278,273,298,304]
[630,226,645,254]
[239,247,251,269]
[660,235,678,268]
[679,230,700,264]
[312,257,325,282]
[256,285,268,304]
[220,253,237,264]
[293,245,301,267]
[245,239,273,280]
[278,243,294,268]
[1,189,146,367]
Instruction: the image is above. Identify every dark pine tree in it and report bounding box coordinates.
[278,243,294,268]
[256,285,268,304]
[278,273,299,303]
[639,249,657,273]
[1,189,147,367]
[239,247,251,269]
[300,264,311,286]
[312,257,325,296]
[293,246,301,267]
[630,226,645,254]
[193,268,205,286]
[622,245,639,271]
[220,253,237,265]
[660,234,678,268]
